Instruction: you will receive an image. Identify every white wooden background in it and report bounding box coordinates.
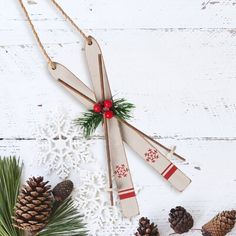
[1,0,236,235]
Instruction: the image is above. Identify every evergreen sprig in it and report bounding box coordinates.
[74,111,103,138]
[0,156,23,236]
[113,98,135,120]
[37,198,87,236]
[75,98,135,138]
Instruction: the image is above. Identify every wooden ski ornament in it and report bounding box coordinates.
[48,36,191,218]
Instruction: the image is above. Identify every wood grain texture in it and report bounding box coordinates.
[1,0,236,235]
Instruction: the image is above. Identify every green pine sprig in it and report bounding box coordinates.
[75,98,135,138]
[0,156,23,236]
[74,111,103,138]
[37,198,87,236]
[113,98,135,120]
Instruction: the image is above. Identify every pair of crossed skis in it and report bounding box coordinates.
[48,36,191,218]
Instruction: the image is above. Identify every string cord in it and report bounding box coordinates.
[18,0,91,69]
[18,0,56,68]
[50,0,92,45]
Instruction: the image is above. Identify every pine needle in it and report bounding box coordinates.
[113,98,135,120]
[74,111,103,138]
[37,198,87,236]
[0,156,23,236]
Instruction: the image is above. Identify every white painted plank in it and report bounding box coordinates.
[1,138,236,235]
[1,0,236,47]
[1,30,236,140]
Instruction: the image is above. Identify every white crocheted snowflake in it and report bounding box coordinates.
[74,170,139,235]
[36,113,93,179]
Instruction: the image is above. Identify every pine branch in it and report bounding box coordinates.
[0,156,23,236]
[74,98,135,137]
[74,111,103,138]
[113,98,135,120]
[37,198,87,236]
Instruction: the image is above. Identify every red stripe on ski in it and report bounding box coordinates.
[119,191,136,200]
[118,188,134,194]
[161,163,172,175]
[163,165,177,180]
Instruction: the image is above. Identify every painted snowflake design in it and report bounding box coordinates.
[145,148,159,163]
[36,113,93,179]
[114,164,129,178]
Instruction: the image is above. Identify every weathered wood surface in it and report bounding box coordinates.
[1,0,236,235]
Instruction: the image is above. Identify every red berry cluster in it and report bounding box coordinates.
[93,99,114,119]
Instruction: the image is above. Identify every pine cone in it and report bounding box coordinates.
[52,180,74,201]
[135,217,160,236]
[13,176,53,233]
[169,206,194,234]
[202,210,236,236]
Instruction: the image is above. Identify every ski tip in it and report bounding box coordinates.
[168,169,192,192]
[120,197,140,218]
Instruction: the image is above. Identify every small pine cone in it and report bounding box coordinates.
[52,180,74,201]
[169,206,194,234]
[202,210,236,236]
[13,176,53,233]
[135,217,160,236]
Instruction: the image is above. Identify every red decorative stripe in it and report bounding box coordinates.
[118,188,134,194]
[161,163,172,175]
[163,165,177,180]
[119,191,136,200]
